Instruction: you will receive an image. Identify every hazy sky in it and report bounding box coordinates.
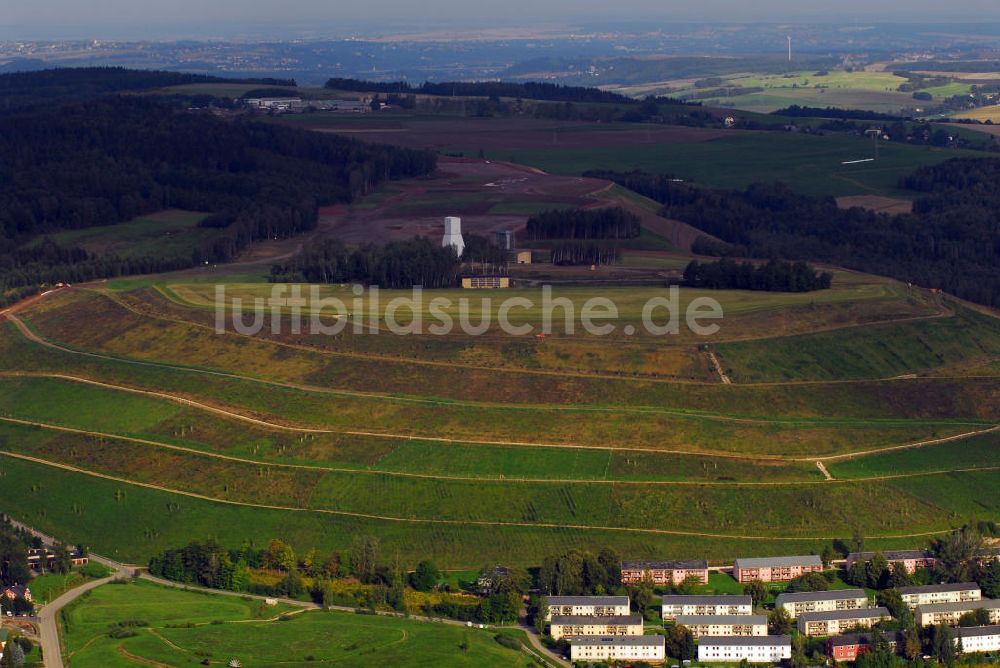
[3,0,999,37]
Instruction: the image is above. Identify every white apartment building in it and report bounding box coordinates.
[661,595,753,621]
[775,589,870,618]
[698,635,793,663]
[568,635,666,663]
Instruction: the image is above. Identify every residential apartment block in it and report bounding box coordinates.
[732,555,823,583]
[956,625,1000,653]
[620,560,709,586]
[845,550,936,574]
[661,595,753,621]
[568,635,666,664]
[698,636,792,663]
[674,614,768,638]
[545,596,630,621]
[549,615,643,640]
[775,589,870,618]
[797,607,891,636]
[916,600,1000,627]
[898,583,981,608]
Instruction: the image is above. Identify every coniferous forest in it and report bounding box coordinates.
[525,207,641,241]
[590,165,1000,307]
[0,94,436,303]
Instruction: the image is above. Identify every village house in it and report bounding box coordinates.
[898,582,981,608]
[475,566,508,595]
[545,595,630,621]
[26,547,88,572]
[549,615,643,640]
[674,614,768,638]
[916,600,1000,626]
[620,560,709,586]
[846,550,936,574]
[698,635,792,663]
[955,625,1000,653]
[661,595,753,621]
[568,635,666,664]
[827,632,903,661]
[775,589,870,618]
[1,584,31,603]
[732,555,823,583]
[797,607,891,636]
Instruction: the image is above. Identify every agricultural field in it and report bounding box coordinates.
[60,579,531,667]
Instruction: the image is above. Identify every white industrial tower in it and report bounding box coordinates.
[442,216,465,257]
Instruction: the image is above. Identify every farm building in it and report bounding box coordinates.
[460,276,509,289]
[732,555,823,583]
[568,635,666,664]
[797,607,891,636]
[775,589,870,618]
[545,595,630,621]
[827,632,903,661]
[698,635,792,663]
[1,584,31,603]
[846,550,935,574]
[898,582,981,608]
[475,566,509,595]
[620,559,709,586]
[549,615,643,640]
[955,625,1000,653]
[674,614,768,638]
[661,595,752,621]
[916,600,1000,626]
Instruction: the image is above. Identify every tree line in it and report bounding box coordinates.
[0,94,435,300]
[591,165,1000,308]
[525,207,640,241]
[270,237,461,289]
[683,258,832,292]
[326,77,636,105]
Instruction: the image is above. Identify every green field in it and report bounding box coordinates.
[482,133,977,198]
[60,580,532,667]
[22,210,211,260]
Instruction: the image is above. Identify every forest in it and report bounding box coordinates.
[0,66,294,110]
[525,207,641,240]
[774,105,907,121]
[0,95,435,304]
[683,258,832,292]
[325,77,636,104]
[269,237,461,289]
[591,164,1000,307]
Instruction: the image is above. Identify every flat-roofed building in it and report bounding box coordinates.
[568,635,666,664]
[899,583,981,608]
[620,560,709,586]
[797,607,891,636]
[846,550,936,574]
[545,595,630,621]
[661,595,753,621]
[460,276,509,289]
[955,625,1000,653]
[827,632,903,661]
[775,589,870,618]
[733,555,823,583]
[698,635,792,663]
[549,615,643,640]
[916,600,1000,627]
[674,614,767,638]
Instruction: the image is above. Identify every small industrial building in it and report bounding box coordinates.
[545,595,630,621]
[956,625,1000,653]
[549,614,643,640]
[732,555,823,583]
[775,589,870,618]
[827,632,903,661]
[510,250,532,264]
[460,276,509,289]
[674,614,768,638]
[797,607,891,636]
[846,550,936,574]
[916,600,1000,627]
[620,560,709,586]
[568,635,666,664]
[661,595,753,621]
[899,582,981,608]
[698,635,792,663]
[442,216,465,257]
